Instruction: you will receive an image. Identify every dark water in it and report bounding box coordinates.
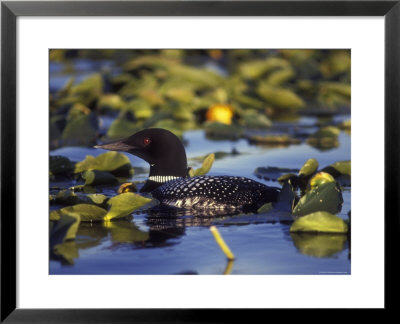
[50,127,351,275]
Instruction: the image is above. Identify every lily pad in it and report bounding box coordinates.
[75,151,133,177]
[322,160,351,177]
[257,84,305,110]
[293,182,343,216]
[192,153,215,176]
[240,110,272,129]
[247,134,300,146]
[307,126,340,150]
[50,204,108,222]
[104,192,153,221]
[299,158,319,177]
[308,172,335,190]
[106,118,141,140]
[290,211,348,233]
[238,58,290,79]
[254,166,299,182]
[50,156,75,175]
[82,170,118,186]
[61,113,98,147]
[204,121,243,140]
[265,67,295,86]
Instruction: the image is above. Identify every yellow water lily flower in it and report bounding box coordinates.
[206,104,234,125]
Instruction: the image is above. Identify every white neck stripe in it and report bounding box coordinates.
[149,176,180,183]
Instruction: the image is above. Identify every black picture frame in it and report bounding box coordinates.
[1,0,398,322]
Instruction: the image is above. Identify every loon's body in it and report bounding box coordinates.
[152,176,278,211]
[95,128,279,212]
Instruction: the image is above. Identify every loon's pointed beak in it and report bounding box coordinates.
[94,139,135,153]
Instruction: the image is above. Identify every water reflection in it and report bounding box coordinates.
[290,232,348,258]
[51,203,349,268]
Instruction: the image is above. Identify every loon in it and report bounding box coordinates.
[95,128,279,212]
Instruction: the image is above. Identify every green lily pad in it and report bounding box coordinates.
[50,156,75,175]
[87,193,108,205]
[204,121,242,140]
[106,118,141,140]
[104,192,153,221]
[293,182,343,216]
[61,113,98,147]
[290,211,348,233]
[254,166,299,182]
[75,151,133,176]
[257,202,273,213]
[98,94,126,111]
[308,172,335,190]
[240,110,272,129]
[82,170,118,186]
[265,67,295,86]
[307,126,340,150]
[322,160,351,176]
[50,204,108,222]
[299,158,319,177]
[192,153,215,176]
[238,58,290,79]
[247,135,300,146]
[257,84,305,110]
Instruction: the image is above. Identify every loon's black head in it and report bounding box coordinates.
[95,128,188,191]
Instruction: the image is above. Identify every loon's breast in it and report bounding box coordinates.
[151,176,279,211]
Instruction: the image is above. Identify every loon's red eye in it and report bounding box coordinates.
[143,137,151,146]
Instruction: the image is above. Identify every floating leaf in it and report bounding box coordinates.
[204,121,242,140]
[257,202,273,213]
[67,103,91,120]
[257,84,304,110]
[322,160,351,176]
[61,113,98,147]
[106,118,141,140]
[293,182,343,216]
[299,158,319,177]
[254,166,299,182]
[75,151,133,176]
[238,58,290,79]
[309,172,335,190]
[82,170,118,186]
[192,153,215,176]
[248,135,300,146]
[265,67,295,86]
[307,126,340,150]
[98,94,126,111]
[240,110,272,129]
[86,193,108,205]
[50,156,75,175]
[50,204,108,222]
[290,211,348,233]
[104,192,152,221]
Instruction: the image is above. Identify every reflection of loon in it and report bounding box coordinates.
[95,128,279,212]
